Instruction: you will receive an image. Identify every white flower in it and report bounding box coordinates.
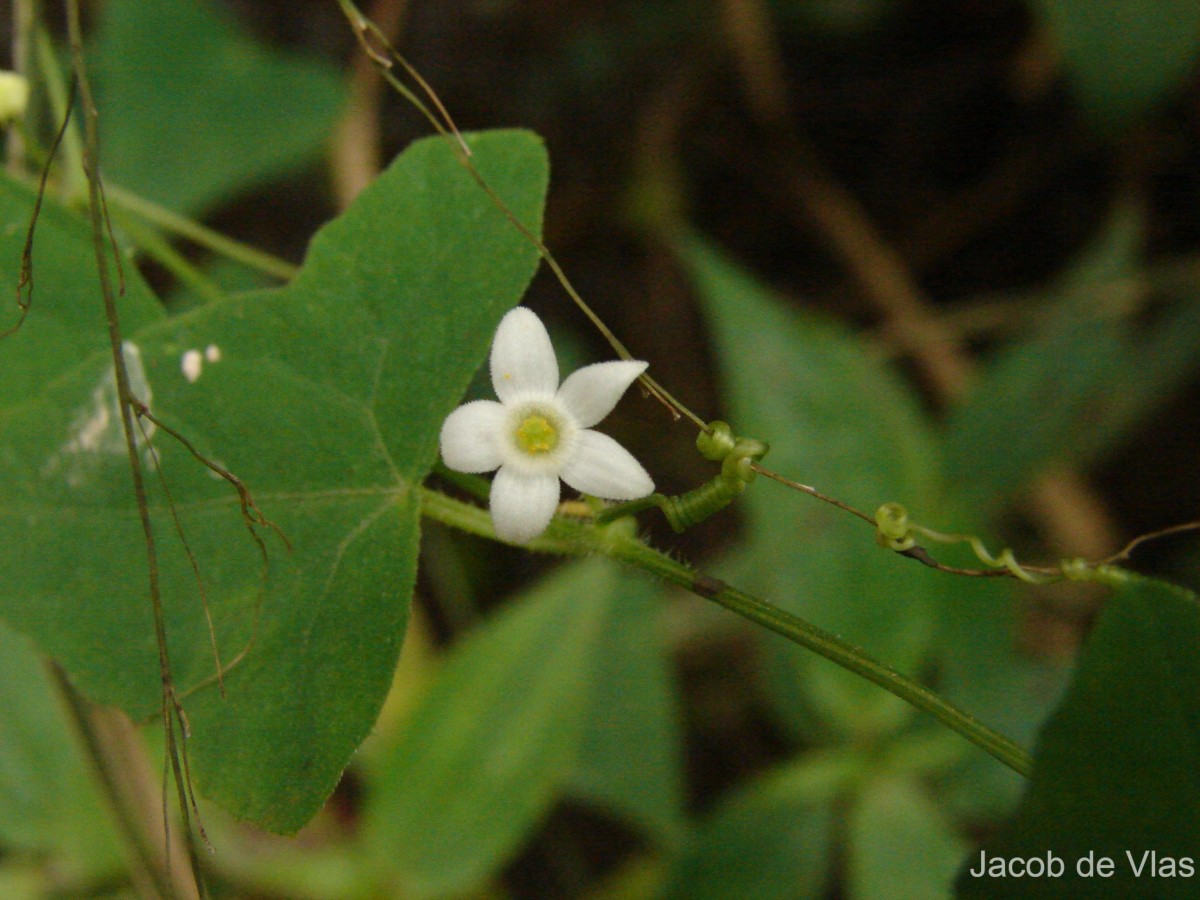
[440,306,654,543]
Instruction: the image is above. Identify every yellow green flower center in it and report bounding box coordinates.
[515,414,559,454]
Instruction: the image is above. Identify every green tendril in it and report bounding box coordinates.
[597,421,768,532]
[873,502,1090,584]
[874,501,916,551]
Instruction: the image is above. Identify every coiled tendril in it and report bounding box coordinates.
[595,421,768,532]
[872,501,1121,584]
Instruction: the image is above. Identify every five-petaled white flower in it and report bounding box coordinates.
[440,306,654,543]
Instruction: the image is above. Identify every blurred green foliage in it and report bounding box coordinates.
[2,1,1200,898]
[1030,0,1200,131]
[94,0,346,216]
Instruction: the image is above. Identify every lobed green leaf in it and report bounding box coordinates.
[0,130,548,832]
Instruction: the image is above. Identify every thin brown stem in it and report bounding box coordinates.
[3,73,76,338]
[750,462,877,525]
[51,663,197,900]
[718,0,1124,576]
[333,0,707,429]
[331,0,408,208]
[1102,519,1200,567]
[66,2,207,893]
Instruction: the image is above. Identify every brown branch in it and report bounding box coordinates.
[66,2,208,893]
[3,75,77,338]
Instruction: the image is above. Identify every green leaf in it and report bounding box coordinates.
[1072,287,1200,467]
[0,130,548,832]
[660,753,851,900]
[94,0,346,215]
[946,305,1119,519]
[1030,0,1200,131]
[681,233,941,737]
[946,205,1200,521]
[932,577,1071,821]
[847,775,969,900]
[0,620,122,882]
[0,178,164,396]
[364,559,617,899]
[565,572,686,847]
[955,575,1200,898]
[943,204,1142,518]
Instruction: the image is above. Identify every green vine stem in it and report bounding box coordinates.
[110,208,227,305]
[32,24,85,200]
[102,184,300,282]
[418,486,1034,778]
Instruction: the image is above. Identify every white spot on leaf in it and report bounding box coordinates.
[181,349,203,383]
[43,342,156,486]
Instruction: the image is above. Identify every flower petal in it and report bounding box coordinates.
[556,360,648,428]
[490,307,559,402]
[560,429,654,499]
[440,400,505,473]
[490,467,561,543]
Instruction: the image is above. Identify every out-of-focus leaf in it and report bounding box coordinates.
[847,776,969,900]
[772,0,898,34]
[661,753,854,900]
[933,576,1072,822]
[0,130,548,832]
[0,621,122,882]
[947,205,1200,521]
[956,574,1200,898]
[165,256,276,314]
[0,863,51,900]
[681,233,941,738]
[94,0,345,215]
[364,559,617,899]
[1031,0,1200,130]
[206,811,367,900]
[1074,287,1200,465]
[566,572,686,848]
[944,202,1143,518]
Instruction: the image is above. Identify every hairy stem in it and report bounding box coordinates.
[610,533,1033,776]
[417,487,1033,777]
